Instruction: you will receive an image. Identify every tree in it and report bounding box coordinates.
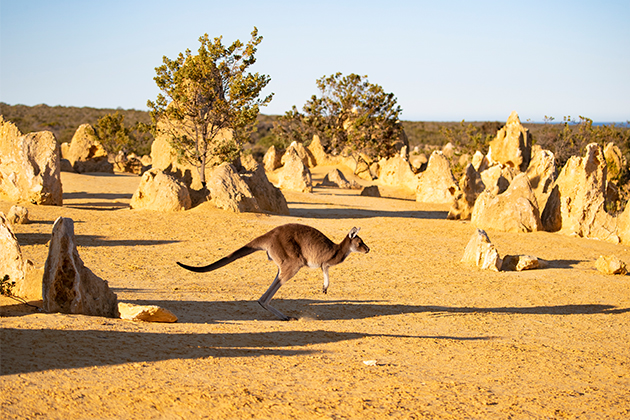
[270,105,317,148]
[276,73,403,159]
[95,112,154,156]
[147,27,273,187]
[95,112,131,154]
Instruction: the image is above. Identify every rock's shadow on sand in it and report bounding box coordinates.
[0,327,492,376]
[14,233,178,247]
[62,191,133,211]
[125,299,629,324]
[287,207,448,219]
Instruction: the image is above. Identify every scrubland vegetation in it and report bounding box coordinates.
[2,102,627,181]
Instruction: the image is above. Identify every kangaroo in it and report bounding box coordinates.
[177,223,370,321]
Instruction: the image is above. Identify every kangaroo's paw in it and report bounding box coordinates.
[258,300,295,321]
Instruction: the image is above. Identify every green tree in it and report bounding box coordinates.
[95,111,131,154]
[95,112,154,156]
[270,105,317,149]
[283,72,403,159]
[147,27,273,187]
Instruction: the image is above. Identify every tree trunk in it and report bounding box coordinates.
[199,155,207,188]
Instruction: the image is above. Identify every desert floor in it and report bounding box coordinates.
[1,166,629,419]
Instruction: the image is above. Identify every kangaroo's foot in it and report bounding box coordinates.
[258,299,297,321]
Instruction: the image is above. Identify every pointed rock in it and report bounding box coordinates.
[448,164,485,220]
[487,111,532,172]
[263,145,283,171]
[42,217,118,317]
[461,229,502,271]
[472,173,542,233]
[416,151,457,204]
[239,162,289,215]
[525,145,557,211]
[278,148,313,193]
[378,155,418,192]
[541,143,619,243]
[318,168,361,189]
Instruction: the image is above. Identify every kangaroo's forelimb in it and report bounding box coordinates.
[177,224,370,321]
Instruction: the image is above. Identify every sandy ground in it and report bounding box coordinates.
[1,166,629,419]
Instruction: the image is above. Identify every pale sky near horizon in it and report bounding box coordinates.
[1,0,628,122]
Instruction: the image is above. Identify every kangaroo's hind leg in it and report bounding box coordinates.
[258,263,301,321]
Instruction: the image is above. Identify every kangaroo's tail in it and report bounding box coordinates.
[177,245,259,273]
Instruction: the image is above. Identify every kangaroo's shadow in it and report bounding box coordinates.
[126,299,629,323]
[1,327,490,376]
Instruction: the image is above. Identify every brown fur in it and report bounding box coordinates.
[177,223,370,320]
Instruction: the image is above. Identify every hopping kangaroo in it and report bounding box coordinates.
[177,223,370,320]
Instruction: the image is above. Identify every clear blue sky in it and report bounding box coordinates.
[1,0,628,122]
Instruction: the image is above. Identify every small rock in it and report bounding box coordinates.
[360,185,381,197]
[118,302,178,322]
[501,255,543,271]
[595,255,627,275]
[318,168,361,189]
[7,205,29,224]
[461,229,502,271]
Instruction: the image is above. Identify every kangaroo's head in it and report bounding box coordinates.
[347,227,370,254]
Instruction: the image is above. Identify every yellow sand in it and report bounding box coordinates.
[1,166,629,419]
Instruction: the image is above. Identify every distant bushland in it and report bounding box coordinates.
[1,103,627,179]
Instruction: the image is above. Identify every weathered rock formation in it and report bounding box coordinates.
[208,163,261,213]
[409,153,428,173]
[378,155,418,192]
[471,150,489,172]
[306,135,344,167]
[471,173,542,233]
[277,148,313,193]
[360,185,381,197]
[479,164,514,196]
[64,124,113,173]
[7,205,29,225]
[501,255,544,271]
[541,143,619,243]
[238,161,290,215]
[130,168,192,212]
[318,168,361,189]
[525,145,557,211]
[263,145,283,171]
[281,141,315,168]
[595,255,627,275]
[461,229,502,271]
[416,151,457,204]
[487,111,532,172]
[618,202,630,244]
[118,302,178,322]
[447,164,485,220]
[1,212,39,300]
[42,217,118,317]
[0,117,63,205]
[111,152,145,174]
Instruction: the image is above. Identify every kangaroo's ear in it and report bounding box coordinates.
[348,227,360,238]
